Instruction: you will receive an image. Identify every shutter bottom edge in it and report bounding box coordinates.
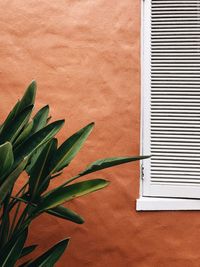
[136,197,200,211]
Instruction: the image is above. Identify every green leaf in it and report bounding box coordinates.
[79,155,150,176]
[0,142,14,181]
[7,196,84,225]
[0,157,28,206]
[0,229,28,267]
[0,101,21,134]
[0,105,33,144]
[14,120,64,167]
[20,245,37,258]
[50,122,94,174]
[47,206,84,224]
[26,239,69,267]
[14,120,34,147]
[1,81,36,134]
[28,139,57,199]
[25,142,50,176]
[1,81,36,143]
[18,80,36,114]
[36,179,110,212]
[31,105,49,134]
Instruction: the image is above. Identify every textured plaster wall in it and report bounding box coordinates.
[1,1,200,267]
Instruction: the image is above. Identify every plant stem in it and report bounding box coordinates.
[8,185,27,239]
[7,182,29,213]
[12,203,30,236]
[0,195,10,249]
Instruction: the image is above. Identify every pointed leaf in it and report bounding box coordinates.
[7,196,84,225]
[51,122,94,173]
[2,81,36,133]
[79,155,150,176]
[14,120,34,147]
[20,245,37,259]
[31,105,49,134]
[0,101,21,134]
[25,142,49,175]
[0,229,28,267]
[0,105,33,144]
[18,80,36,114]
[29,139,57,199]
[0,142,14,181]
[47,206,84,224]
[1,81,36,133]
[26,239,69,267]
[14,120,64,166]
[36,179,109,212]
[0,157,28,205]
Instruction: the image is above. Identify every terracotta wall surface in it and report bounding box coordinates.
[1,1,200,267]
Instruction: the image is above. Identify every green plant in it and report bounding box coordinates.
[0,81,147,266]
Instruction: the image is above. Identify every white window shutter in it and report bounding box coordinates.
[142,0,200,198]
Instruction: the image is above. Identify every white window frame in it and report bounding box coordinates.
[136,0,200,211]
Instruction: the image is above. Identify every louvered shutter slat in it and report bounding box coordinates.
[142,0,200,198]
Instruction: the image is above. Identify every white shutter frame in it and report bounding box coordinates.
[141,0,200,199]
[141,0,152,196]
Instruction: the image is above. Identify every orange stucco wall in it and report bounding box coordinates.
[1,1,200,267]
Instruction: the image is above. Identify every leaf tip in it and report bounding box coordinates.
[55,119,65,128]
[105,179,110,185]
[62,238,71,246]
[30,80,37,87]
[99,179,110,187]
